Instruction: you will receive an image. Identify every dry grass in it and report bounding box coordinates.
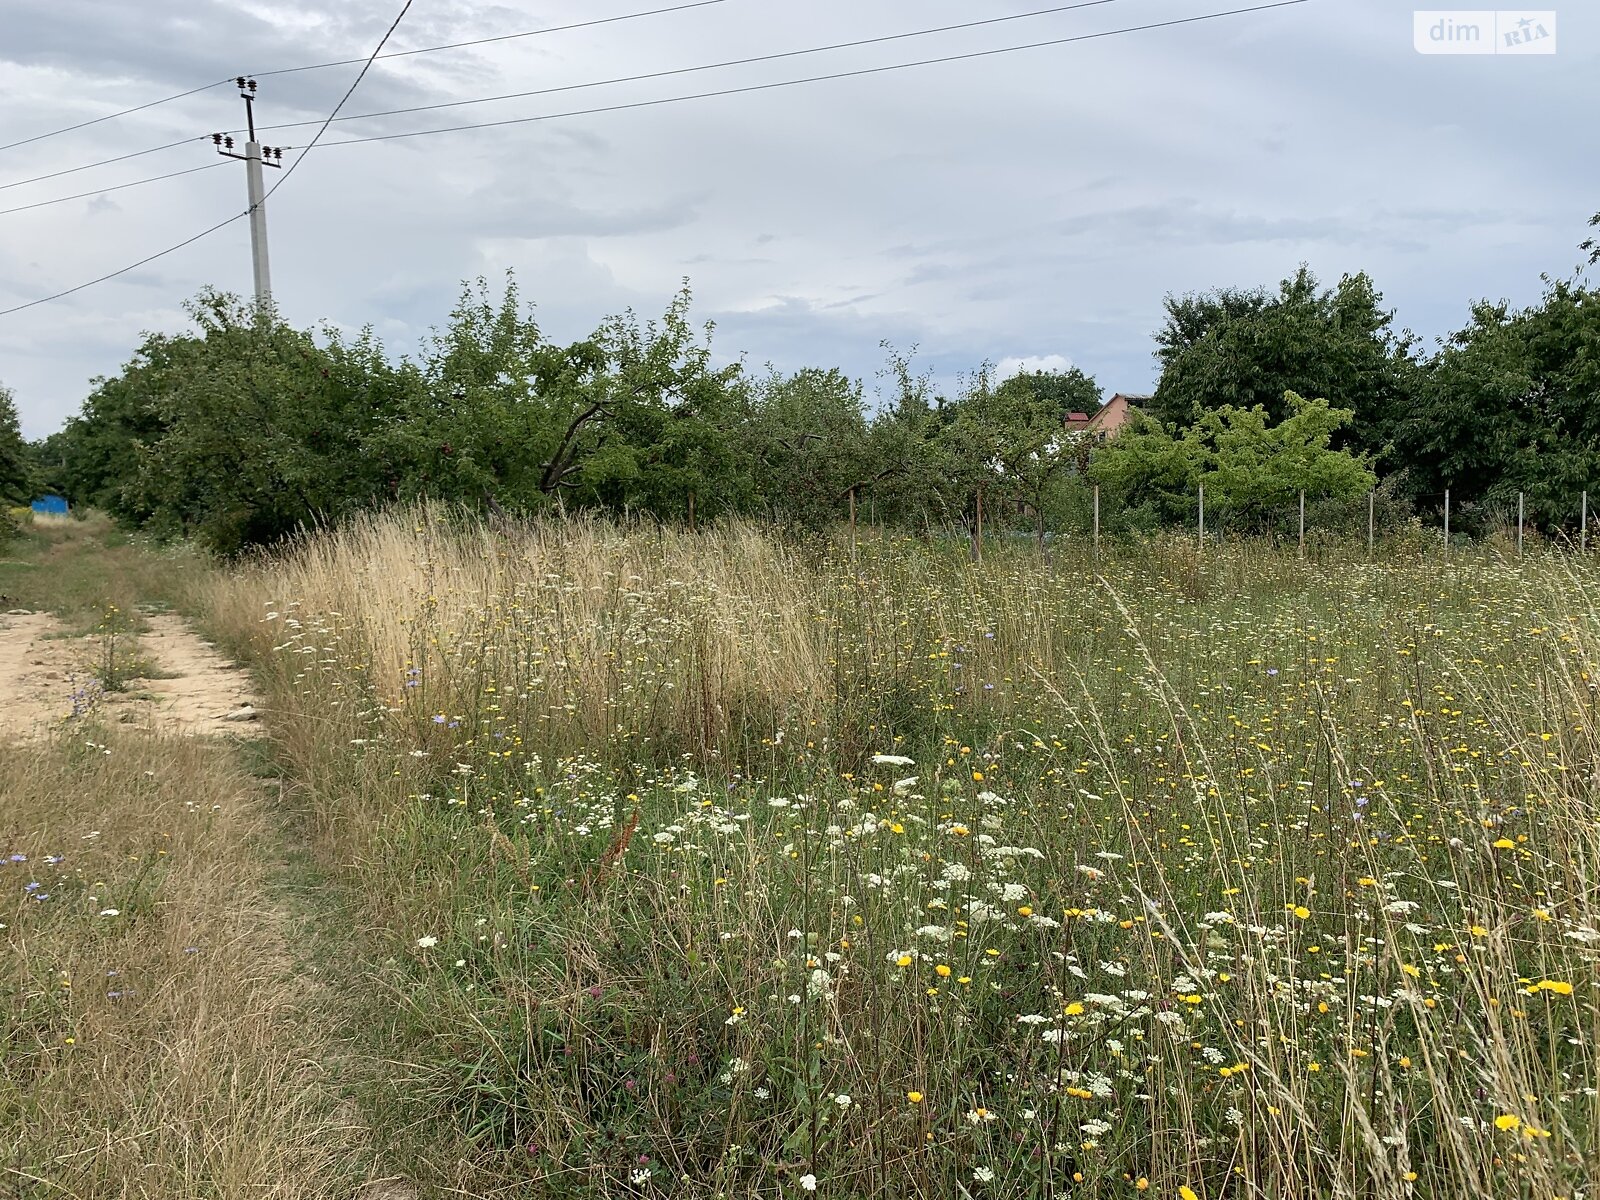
[0,729,361,1198]
[209,505,835,758]
[1,518,366,1199]
[0,511,206,634]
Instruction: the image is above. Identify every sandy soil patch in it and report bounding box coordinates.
[0,609,259,742]
[135,612,259,735]
[0,610,83,735]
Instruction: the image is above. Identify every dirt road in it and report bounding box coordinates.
[0,608,258,742]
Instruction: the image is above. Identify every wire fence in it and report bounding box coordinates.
[851,484,1600,564]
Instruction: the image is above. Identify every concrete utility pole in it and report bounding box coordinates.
[212,77,285,310]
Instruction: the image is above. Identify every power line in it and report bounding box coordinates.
[263,1,413,202]
[6,3,1134,219]
[316,1,1310,152]
[242,0,1143,139]
[3,0,1132,189]
[0,0,734,157]
[6,0,1107,187]
[0,210,250,318]
[7,0,1125,186]
[254,0,733,78]
[0,0,1310,319]
[0,161,232,218]
[0,137,205,194]
[0,81,233,155]
[0,0,414,318]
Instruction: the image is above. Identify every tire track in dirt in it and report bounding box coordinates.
[136,612,259,735]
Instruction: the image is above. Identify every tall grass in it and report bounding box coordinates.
[209,507,834,761]
[207,505,1599,1198]
[0,730,360,1197]
[1,518,365,1198]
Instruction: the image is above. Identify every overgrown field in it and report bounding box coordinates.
[0,519,362,1198]
[206,510,1600,1199]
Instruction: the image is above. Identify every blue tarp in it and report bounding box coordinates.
[30,495,68,514]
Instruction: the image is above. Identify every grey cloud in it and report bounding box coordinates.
[2,0,1595,438]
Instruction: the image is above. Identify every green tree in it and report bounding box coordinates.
[1195,391,1376,528]
[1086,411,1206,527]
[748,367,871,529]
[863,344,955,531]
[996,367,1103,423]
[53,332,188,521]
[1091,392,1374,530]
[26,430,72,500]
[1151,266,1421,457]
[0,382,31,505]
[131,291,420,553]
[950,366,1104,549]
[380,273,552,509]
[1397,279,1600,528]
[531,284,752,521]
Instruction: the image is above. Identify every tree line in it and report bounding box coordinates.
[6,211,1597,554]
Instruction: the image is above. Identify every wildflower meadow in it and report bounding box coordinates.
[202,508,1598,1199]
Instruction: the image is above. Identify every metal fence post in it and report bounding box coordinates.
[1093,484,1100,563]
[1518,491,1524,560]
[1299,490,1306,559]
[849,486,857,564]
[1368,491,1375,556]
[1444,488,1451,558]
[1198,483,1205,550]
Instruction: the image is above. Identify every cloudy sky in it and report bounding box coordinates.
[0,0,1593,437]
